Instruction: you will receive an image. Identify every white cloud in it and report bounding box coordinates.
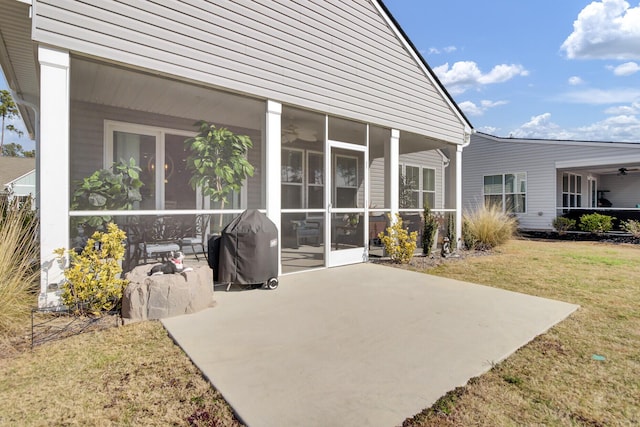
[611,61,640,75]
[426,46,457,55]
[506,111,640,142]
[604,101,640,114]
[433,61,528,94]
[561,0,640,60]
[459,100,508,116]
[559,87,640,104]
[568,76,584,85]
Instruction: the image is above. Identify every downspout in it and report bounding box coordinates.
[455,129,474,248]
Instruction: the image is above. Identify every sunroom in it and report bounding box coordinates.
[0,0,472,307]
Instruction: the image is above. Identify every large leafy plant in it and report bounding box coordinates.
[71,158,143,229]
[184,120,254,227]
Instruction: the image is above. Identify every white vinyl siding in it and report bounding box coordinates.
[464,133,640,230]
[33,0,466,143]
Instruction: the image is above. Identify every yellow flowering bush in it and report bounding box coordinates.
[54,222,128,315]
[378,213,417,264]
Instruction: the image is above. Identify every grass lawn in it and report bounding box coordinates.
[404,239,640,426]
[1,238,639,426]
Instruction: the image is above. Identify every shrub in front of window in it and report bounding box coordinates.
[621,219,640,238]
[378,213,417,264]
[578,213,615,234]
[552,216,576,235]
[462,203,517,250]
[421,204,439,256]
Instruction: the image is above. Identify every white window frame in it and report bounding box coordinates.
[399,163,436,209]
[281,147,305,209]
[562,172,582,209]
[104,120,248,211]
[306,150,324,209]
[482,172,527,214]
[334,154,359,208]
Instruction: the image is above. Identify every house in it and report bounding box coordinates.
[463,132,640,230]
[0,156,36,202]
[0,0,472,307]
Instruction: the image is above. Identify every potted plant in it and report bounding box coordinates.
[70,158,144,248]
[184,120,254,230]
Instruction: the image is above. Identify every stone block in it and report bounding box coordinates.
[122,264,214,324]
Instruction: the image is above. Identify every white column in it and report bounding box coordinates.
[455,144,463,248]
[265,100,282,273]
[38,46,70,308]
[388,129,400,219]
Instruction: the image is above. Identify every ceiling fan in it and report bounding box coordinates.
[618,167,640,176]
[282,124,317,143]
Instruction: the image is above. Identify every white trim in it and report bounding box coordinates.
[389,129,400,216]
[556,154,640,169]
[371,1,471,136]
[455,145,463,248]
[38,45,70,308]
[478,132,640,149]
[266,100,282,274]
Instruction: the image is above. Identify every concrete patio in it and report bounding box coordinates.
[162,263,578,427]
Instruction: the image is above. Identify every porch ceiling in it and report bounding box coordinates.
[0,0,38,134]
[71,58,264,130]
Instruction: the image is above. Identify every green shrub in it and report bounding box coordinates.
[54,223,128,315]
[462,203,517,250]
[445,212,456,244]
[378,213,418,264]
[578,213,615,234]
[552,216,576,235]
[421,204,439,256]
[621,219,640,237]
[0,198,39,341]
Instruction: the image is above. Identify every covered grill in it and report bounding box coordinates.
[208,209,279,290]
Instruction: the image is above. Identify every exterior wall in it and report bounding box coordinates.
[599,175,640,208]
[8,171,36,198]
[33,0,466,144]
[463,133,640,230]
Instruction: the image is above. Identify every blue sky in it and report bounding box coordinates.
[1,72,34,151]
[385,0,640,142]
[3,0,640,147]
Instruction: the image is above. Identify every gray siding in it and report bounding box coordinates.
[369,150,444,210]
[463,133,640,230]
[34,0,466,144]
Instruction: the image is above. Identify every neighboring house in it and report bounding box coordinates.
[0,0,472,307]
[463,132,640,230]
[0,156,36,202]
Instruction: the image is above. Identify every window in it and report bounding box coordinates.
[307,151,324,209]
[483,173,526,213]
[281,148,303,209]
[399,165,436,209]
[335,155,358,208]
[562,172,582,209]
[281,148,325,209]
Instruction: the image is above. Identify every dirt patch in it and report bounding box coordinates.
[371,247,494,271]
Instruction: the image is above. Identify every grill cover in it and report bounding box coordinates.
[209,209,278,284]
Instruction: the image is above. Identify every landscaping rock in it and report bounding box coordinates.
[121,264,215,324]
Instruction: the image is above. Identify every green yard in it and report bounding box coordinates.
[1,239,639,426]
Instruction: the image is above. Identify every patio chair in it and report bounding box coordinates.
[139,216,182,264]
[291,220,321,247]
[178,214,209,261]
